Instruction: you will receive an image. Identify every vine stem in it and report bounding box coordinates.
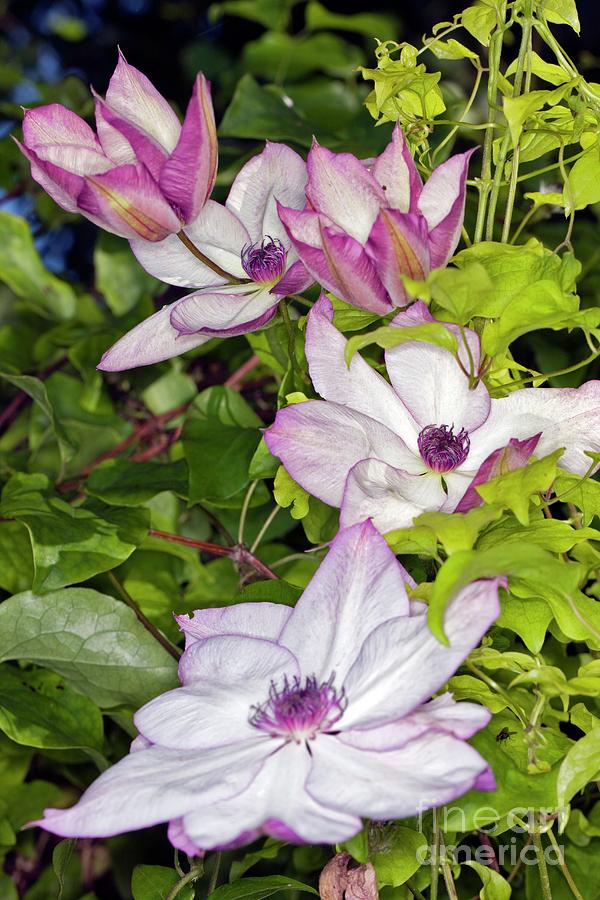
[533,829,552,900]
[474,1,507,244]
[547,826,584,900]
[106,571,181,660]
[177,231,243,283]
[165,861,204,900]
[225,354,261,390]
[430,808,440,900]
[486,1,533,240]
[207,851,222,895]
[149,528,279,581]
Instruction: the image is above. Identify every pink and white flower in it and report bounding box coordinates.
[33,522,499,850]
[277,125,473,313]
[16,50,216,242]
[265,296,600,533]
[98,142,312,370]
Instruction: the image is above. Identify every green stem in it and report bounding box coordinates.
[279,299,306,383]
[165,862,204,900]
[489,346,600,391]
[406,881,427,900]
[509,203,538,244]
[207,851,222,895]
[533,829,552,900]
[430,808,439,900]
[432,62,483,165]
[474,3,507,244]
[250,504,281,554]
[466,661,528,726]
[486,3,532,241]
[238,480,259,545]
[547,826,584,900]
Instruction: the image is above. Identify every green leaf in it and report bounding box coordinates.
[543,0,580,32]
[94,232,159,316]
[371,826,427,887]
[249,438,280,480]
[132,865,195,900]
[0,665,104,753]
[503,85,570,145]
[0,587,178,709]
[0,473,149,592]
[306,1,398,37]
[506,50,570,86]
[461,1,498,45]
[565,145,600,213]
[556,727,600,808]
[329,294,381,332]
[428,543,583,643]
[52,839,76,900]
[475,449,564,524]
[237,579,301,605]
[496,593,554,653]
[220,74,313,146]
[229,840,284,881]
[344,322,458,365]
[274,466,310,519]
[465,861,512,899]
[555,473,600,525]
[0,521,34,593]
[244,32,363,81]
[427,262,494,325]
[183,387,262,504]
[477,516,600,553]
[0,212,75,320]
[208,876,318,899]
[0,369,74,469]
[428,37,479,60]
[209,0,294,31]
[86,459,189,506]
[481,280,579,356]
[0,779,62,832]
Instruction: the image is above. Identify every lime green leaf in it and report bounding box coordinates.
[0,212,75,320]
[543,0,580,33]
[555,473,600,525]
[565,145,600,213]
[345,322,458,366]
[208,876,318,899]
[481,280,579,356]
[132,865,194,900]
[428,37,479,59]
[274,466,310,519]
[371,826,427,887]
[506,50,570,86]
[465,861,512,899]
[475,449,564,524]
[427,262,494,325]
[557,727,600,809]
[428,543,582,643]
[0,666,104,753]
[461,1,498,45]
[249,438,280,480]
[0,587,178,708]
[497,593,557,653]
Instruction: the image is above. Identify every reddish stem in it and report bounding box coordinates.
[148,528,279,580]
[225,354,261,391]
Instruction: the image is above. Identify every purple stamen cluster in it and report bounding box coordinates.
[249,674,347,743]
[241,236,287,284]
[418,424,470,473]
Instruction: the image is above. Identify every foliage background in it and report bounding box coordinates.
[2,0,600,898]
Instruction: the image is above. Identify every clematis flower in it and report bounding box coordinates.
[33,521,499,850]
[97,142,312,370]
[265,295,600,533]
[277,125,473,313]
[15,50,216,241]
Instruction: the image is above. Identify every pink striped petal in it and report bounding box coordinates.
[306,141,384,244]
[78,163,181,240]
[366,209,430,306]
[372,123,423,213]
[160,73,218,223]
[105,49,181,154]
[418,149,475,267]
[94,95,168,180]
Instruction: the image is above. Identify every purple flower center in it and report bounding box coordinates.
[241,237,287,284]
[418,424,470,473]
[249,674,346,743]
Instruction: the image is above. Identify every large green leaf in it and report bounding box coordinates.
[0,212,75,320]
[86,459,189,506]
[183,387,262,503]
[0,588,178,708]
[208,876,318,899]
[0,473,149,591]
[0,665,104,754]
[94,232,159,316]
[131,865,194,900]
[220,74,314,145]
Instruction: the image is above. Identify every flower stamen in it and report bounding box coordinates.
[249,674,346,744]
[418,424,470,473]
[241,236,287,284]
